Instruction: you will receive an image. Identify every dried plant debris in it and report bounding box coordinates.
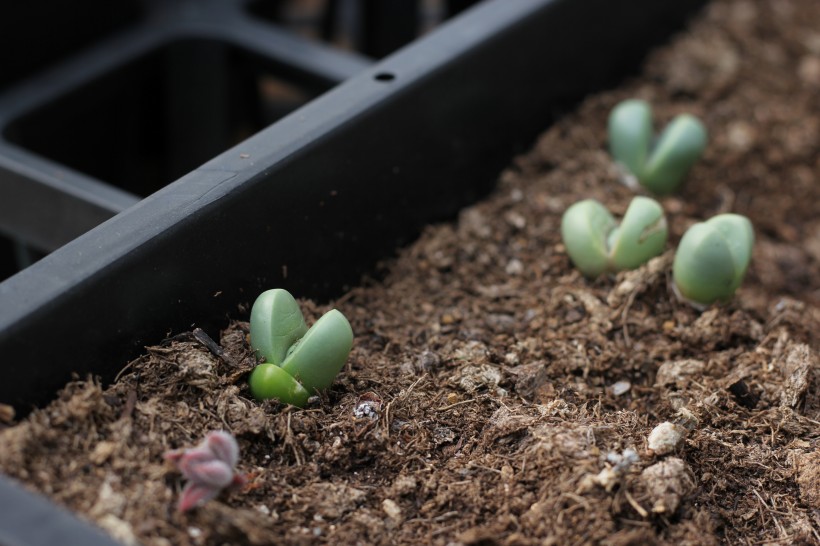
[2,0,820,544]
[778,343,814,409]
[795,451,820,510]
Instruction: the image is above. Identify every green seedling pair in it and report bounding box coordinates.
[248,289,353,407]
[672,214,754,307]
[609,99,707,194]
[561,196,668,279]
[562,197,753,306]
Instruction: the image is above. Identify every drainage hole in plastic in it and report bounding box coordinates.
[374,72,395,82]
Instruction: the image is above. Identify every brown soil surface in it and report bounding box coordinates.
[2,0,820,544]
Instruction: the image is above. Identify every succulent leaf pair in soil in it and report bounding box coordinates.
[561,196,668,279]
[164,430,244,512]
[248,288,353,406]
[673,213,754,307]
[608,99,707,194]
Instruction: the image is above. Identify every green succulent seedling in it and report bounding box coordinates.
[608,99,707,194]
[248,289,353,407]
[561,196,668,279]
[673,213,754,307]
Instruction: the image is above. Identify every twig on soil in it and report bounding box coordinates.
[381,374,429,437]
[382,400,392,438]
[435,398,479,412]
[284,411,305,466]
[121,389,137,420]
[617,518,652,528]
[192,328,225,360]
[752,489,786,538]
[624,489,649,518]
[407,455,433,470]
[114,358,139,383]
[557,493,591,525]
[561,492,591,512]
[467,462,502,475]
[430,523,460,537]
[402,375,427,399]
[620,289,639,347]
[407,511,460,524]
[751,537,796,545]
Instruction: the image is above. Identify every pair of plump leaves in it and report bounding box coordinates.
[673,214,754,306]
[248,289,353,406]
[561,196,668,279]
[609,99,707,194]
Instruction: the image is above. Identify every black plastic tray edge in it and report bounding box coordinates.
[0,475,123,546]
[0,2,373,252]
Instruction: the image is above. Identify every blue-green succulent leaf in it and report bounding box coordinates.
[281,309,354,392]
[702,214,754,292]
[249,289,308,365]
[608,99,653,177]
[673,214,753,305]
[642,114,708,194]
[608,196,668,271]
[561,199,617,279]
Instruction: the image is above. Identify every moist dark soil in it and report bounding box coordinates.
[2,0,819,544]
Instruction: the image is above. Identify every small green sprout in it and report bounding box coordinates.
[672,213,754,307]
[248,289,353,406]
[608,99,707,194]
[561,196,668,279]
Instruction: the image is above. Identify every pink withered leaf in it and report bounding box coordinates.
[204,430,240,467]
[164,430,245,512]
[184,459,235,489]
[178,482,223,513]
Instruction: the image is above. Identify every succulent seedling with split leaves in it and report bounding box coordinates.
[164,430,244,513]
[561,196,668,279]
[608,99,707,194]
[673,213,754,308]
[248,288,353,406]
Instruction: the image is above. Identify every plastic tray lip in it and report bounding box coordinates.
[0,475,124,546]
[0,142,140,251]
[0,1,555,331]
[0,0,535,268]
[0,141,138,207]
